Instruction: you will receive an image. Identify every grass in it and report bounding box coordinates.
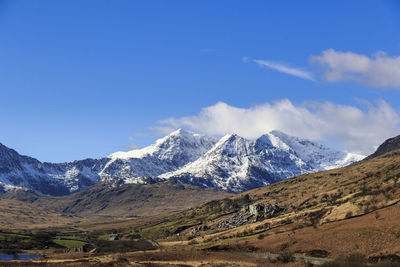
[76,150,400,255]
[0,233,30,240]
[139,217,201,240]
[2,149,400,264]
[215,234,257,244]
[97,234,116,240]
[52,239,87,248]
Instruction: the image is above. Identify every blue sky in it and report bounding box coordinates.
[1,0,400,162]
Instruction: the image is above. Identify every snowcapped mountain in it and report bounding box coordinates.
[0,142,73,195]
[160,131,364,193]
[0,142,111,195]
[267,130,363,170]
[0,129,364,195]
[0,129,217,195]
[101,129,218,182]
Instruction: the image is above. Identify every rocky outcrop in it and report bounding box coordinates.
[365,134,400,160]
[246,203,283,220]
[189,225,209,237]
[217,213,251,228]
[217,203,283,228]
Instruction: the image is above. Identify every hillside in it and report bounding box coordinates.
[0,199,82,230]
[26,180,232,218]
[365,134,400,160]
[83,147,400,262]
[3,150,399,265]
[1,137,400,266]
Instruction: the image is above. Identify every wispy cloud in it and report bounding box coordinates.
[311,49,400,89]
[154,99,400,155]
[253,59,315,81]
[250,50,400,89]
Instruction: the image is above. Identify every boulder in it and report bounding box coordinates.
[247,203,283,221]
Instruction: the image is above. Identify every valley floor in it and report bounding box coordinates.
[0,250,310,266]
[2,148,400,266]
[2,204,400,266]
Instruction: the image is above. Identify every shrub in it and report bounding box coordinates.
[322,253,367,267]
[116,256,129,263]
[306,249,330,258]
[188,239,198,245]
[94,239,157,253]
[277,253,295,263]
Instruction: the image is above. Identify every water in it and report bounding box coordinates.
[0,254,41,260]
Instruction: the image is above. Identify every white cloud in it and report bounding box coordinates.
[250,50,400,89]
[253,59,315,81]
[311,49,400,88]
[156,99,400,155]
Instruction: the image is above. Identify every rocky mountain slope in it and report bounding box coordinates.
[0,129,363,195]
[365,134,400,160]
[0,142,80,195]
[103,129,218,182]
[161,131,363,192]
[111,134,400,260]
[2,134,399,266]
[0,129,216,195]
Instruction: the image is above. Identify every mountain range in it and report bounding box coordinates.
[113,133,400,262]
[0,129,364,195]
[1,134,399,264]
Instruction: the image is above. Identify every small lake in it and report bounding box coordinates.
[0,254,41,260]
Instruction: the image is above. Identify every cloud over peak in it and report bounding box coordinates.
[155,99,400,155]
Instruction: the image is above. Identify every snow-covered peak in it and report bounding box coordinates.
[0,129,365,195]
[204,134,252,158]
[109,129,217,161]
[213,133,247,148]
[258,133,293,152]
[161,130,365,193]
[97,129,218,182]
[269,130,323,151]
[268,130,365,169]
[169,128,194,137]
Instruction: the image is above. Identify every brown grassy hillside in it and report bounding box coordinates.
[2,149,400,266]
[30,181,232,218]
[0,199,82,230]
[77,149,400,261]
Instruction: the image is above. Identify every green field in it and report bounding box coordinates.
[52,239,87,248]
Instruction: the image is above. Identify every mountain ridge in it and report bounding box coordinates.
[160,130,364,192]
[0,129,364,195]
[364,134,400,160]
